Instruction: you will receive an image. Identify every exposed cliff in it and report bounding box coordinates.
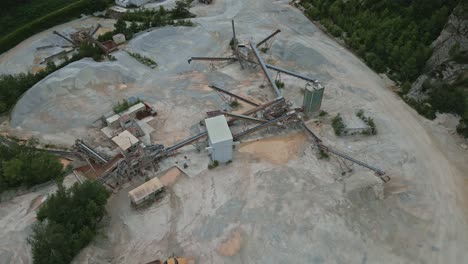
[406,1,467,138]
[408,2,468,98]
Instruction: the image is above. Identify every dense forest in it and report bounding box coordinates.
[0,139,65,192]
[28,181,110,264]
[299,0,467,137]
[0,0,111,53]
[300,0,457,81]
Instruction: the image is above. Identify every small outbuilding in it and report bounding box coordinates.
[112,130,139,151]
[112,33,126,45]
[342,113,369,135]
[128,177,164,207]
[205,115,233,163]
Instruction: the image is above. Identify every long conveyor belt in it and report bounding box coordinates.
[209,85,259,106]
[301,123,389,182]
[233,111,297,140]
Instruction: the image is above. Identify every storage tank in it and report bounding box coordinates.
[303,81,324,115]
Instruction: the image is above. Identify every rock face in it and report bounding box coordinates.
[408,3,468,98]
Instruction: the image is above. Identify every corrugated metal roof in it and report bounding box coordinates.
[205,115,232,144]
[112,130,139,151]
[128,177,163,205]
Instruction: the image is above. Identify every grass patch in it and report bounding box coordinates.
[208,160,219,169]
[113,98,141,114]
[126,52,157,68]
[319,110,328,117]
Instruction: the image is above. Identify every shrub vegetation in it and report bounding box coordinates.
[28,180,110,264]
[0,139,64,192]
[331,113,345,136]
[99,1,195,42]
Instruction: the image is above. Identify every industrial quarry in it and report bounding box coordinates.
[1,0,467,263]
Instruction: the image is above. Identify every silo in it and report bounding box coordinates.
[303,81,324,115]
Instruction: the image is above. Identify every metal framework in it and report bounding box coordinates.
[256,29,281,48]
[209,85,259,106]
[250,43,282,97]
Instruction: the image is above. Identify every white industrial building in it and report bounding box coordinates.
[205,115,233,163]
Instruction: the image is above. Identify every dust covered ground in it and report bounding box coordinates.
[1,0,468,263]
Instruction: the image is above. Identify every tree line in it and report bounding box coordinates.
[28,180,110,264]
[0,0,111,54]
[300,0,457,82]
[0,43,104,114]
[299,0,467,138]
[0,138,65,192]
[98,1,195,42]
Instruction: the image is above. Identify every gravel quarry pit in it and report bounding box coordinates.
[1,0,468,263]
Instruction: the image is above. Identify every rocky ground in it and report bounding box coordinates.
[0,0,467,263]
[409,2,468,98]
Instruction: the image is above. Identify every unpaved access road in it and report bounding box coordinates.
[0,0,467,263]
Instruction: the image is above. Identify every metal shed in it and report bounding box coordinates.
[128,177,164,206]
[112,130,139,151]
[205,115,233,163]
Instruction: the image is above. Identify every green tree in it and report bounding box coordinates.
[30,181,110,264]
[172,0,192,19]
[2,158,23,186]
[114,18,127,34]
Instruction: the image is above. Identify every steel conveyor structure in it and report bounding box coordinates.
[233,111,297,140]
[75,140,108,164]
[209,85,260,107]
[188,57,237,64]
[256,29,281,48]
[231,20,245,69]
[250,43,282,97]
[301,123,389,182]
[222,111,268,123]
[162,131,208,155]
[318,144,389,182]
[265,64,318,83]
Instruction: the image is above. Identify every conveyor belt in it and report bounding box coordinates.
[233,111,296,140]
[163,131,208,154]
[256,29,281,48]
[222,112,268,123]
[188,57,237,63]
[301,123,389,182]
[265,64,318,83]
[209,85,259,106]
[75,140,108,163]
[250,43,282,97]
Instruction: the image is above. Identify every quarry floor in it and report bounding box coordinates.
[1,0,468,263]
